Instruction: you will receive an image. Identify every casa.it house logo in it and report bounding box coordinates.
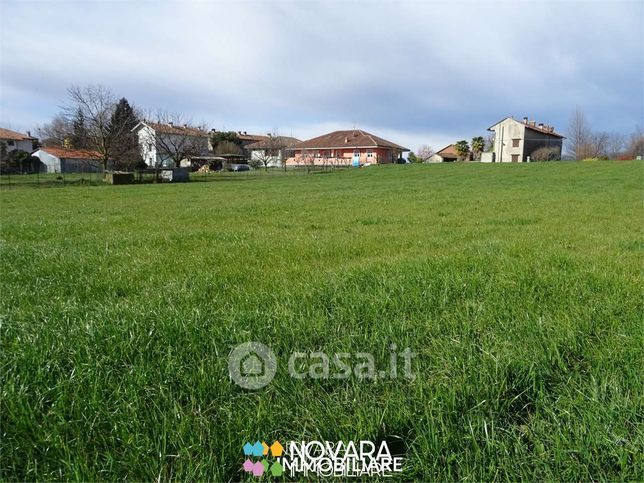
[242,440,284,477]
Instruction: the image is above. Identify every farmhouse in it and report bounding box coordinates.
[487,116,564,163]
[0,127,38,154]
[132,121,210,168]
[289,130,409,166]
[32,147,101,173]
[247,135,301,168]
[428,144,459,163]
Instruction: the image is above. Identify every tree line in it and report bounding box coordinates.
[34,84,259,172]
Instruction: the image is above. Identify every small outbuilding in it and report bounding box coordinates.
[32,147,102,173]
[428,144,459,162]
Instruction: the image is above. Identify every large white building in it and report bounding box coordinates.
[132,121,210,168]
[487,116,564,162]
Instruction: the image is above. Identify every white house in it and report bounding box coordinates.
[487,116,564,162]
[132,121,211,168]
[32,147,101,173]
[0,127,38,154]
[246,136,301,167]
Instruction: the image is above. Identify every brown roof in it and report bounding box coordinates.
[245,136,301,149]
[38,147,101,160]
[142,122,209,137]
[488,117,565,138]
[238,133,269,142]
[294,130,409,151]
[0,127,37,141]
[436,144,458,157]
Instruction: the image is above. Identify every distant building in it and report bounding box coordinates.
[235,131,270,151]
[0,127,38,154]
[428,144,459,163]
[32,147,101,173]
[290,130,409,166]
[132,121,210,167]
[487,116,564,163]
[246,136,301,168]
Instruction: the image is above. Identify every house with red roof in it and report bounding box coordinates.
[428,144,459,163]
[0,127,38,155]
[289,129,409,166]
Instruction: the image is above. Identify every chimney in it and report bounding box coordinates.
[530,120,536,127]
[168,121,174,127]
[237,131,241,135]
[344,136,349,143]
[27,131,31,137]
[538,122,544,129]
[244,131,247,135]
[183,123,188,128]
[523,116,528,124]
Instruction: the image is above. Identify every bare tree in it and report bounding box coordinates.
[251,134,281,171]
[151,112,209,167]
[416,144,435,163]
[605,133,626,159]
[253,133,297,171]
[628,125,644,159]
[37,115,73,147]
[64,85,126,171]
[567,106,592,160]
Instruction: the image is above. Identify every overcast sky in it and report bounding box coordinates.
[1,0,642,151]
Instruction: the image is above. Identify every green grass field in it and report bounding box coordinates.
[1,162,642,480]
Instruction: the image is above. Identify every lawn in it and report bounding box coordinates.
[1,161,642,480]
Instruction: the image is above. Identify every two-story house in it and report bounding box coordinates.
[0,127,38,155]
[487,116,564,162]
[132,121,210,167]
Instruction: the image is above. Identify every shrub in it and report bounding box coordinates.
[531,146,560,161]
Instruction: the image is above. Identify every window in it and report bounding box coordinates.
[367,149,373,158]
[353,149,360,157]
[512,139,520,148]
[511,154,519,162]
[7,140,14,147]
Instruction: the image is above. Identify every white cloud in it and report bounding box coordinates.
[1,0,642,142]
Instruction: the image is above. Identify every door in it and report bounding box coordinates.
[352,149,360,166]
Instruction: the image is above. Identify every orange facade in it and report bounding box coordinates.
[288,147,396,166]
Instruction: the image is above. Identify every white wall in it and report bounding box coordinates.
[137,125,158,167]
[491,118,526,163]
[32,149,61,173]
[250,149,283,167]
[1,138,36,154]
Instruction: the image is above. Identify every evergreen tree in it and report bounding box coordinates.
[71,107,88,149]
[108,98,139,169]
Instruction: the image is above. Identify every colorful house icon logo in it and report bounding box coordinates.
[242,440,284,477]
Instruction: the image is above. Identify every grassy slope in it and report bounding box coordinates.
[1,162,642,480]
